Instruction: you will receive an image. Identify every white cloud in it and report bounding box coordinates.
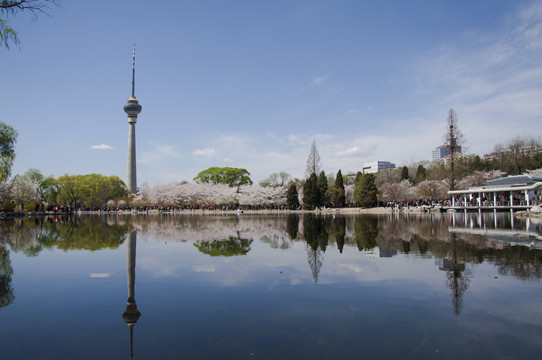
[312,75,327,85]
[223,157,235,163]
[193,265,215,273]
[288,134,300,143]
[89,273,112,278]
[336,146,362,156]
[193,148,216,156]
[90,144,114,150]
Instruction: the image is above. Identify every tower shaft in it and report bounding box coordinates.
[126,123,137,193]
[126,230,137,302]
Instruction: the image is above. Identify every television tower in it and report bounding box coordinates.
[122,230,141,359]
[124,44,142,193]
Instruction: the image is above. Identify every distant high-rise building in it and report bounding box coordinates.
[362,161,395,174]
[432,144,462,162]
[124,45,142,193]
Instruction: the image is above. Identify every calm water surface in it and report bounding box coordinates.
[1,212,542,359]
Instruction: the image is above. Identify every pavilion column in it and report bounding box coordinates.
[452,196,455,207]
[478,192,482,207]
[526,190,530,206]
[510,191,513,206]
[493,192,497,207]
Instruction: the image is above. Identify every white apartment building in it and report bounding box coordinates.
[362,161,396,174]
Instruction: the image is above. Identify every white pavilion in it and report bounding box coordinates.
[448,175,542,208]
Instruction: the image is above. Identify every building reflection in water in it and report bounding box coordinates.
[122,230,141,359]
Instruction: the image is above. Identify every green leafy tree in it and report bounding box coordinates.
[355,171,363,183]
[22,168,57,204]
[83,174,127,207]
[37,218,130,251]
[41,176,60,204]
[325,187,341,208]
[56,174,127,207]
[466,155,484,173]
[303,173,318,209]
[22,168,43,184]
[0,122,17,182]
[1,0,57,49]
[355,173,378,208]
[194,237,253,257]
[193,167,253,187]
[56,175,87,207]
[317,171,328,206]
[354,216,379,250]
[286,182,300,209]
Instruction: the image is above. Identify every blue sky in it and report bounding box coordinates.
[2,0,542,184]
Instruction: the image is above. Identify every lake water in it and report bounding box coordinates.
[1,212,542,359]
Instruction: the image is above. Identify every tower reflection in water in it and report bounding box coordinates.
[122,230,141,359]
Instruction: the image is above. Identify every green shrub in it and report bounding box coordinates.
[3,201,15,212]
[24,203,35,212]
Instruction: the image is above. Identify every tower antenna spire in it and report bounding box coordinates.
[131,43,136,97]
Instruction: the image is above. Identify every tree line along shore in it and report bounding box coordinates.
[1,113,541,215]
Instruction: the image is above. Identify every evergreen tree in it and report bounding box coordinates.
[303,173,318,209]
[356,173,378,208]
[317,171,328,206]
[286,183,300,210]
[401,166,409,181]
[334,169,346,207]
[354,172,363,205]
[325,186,340,207]
[355,171,363,183]
[414,165,427,184]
